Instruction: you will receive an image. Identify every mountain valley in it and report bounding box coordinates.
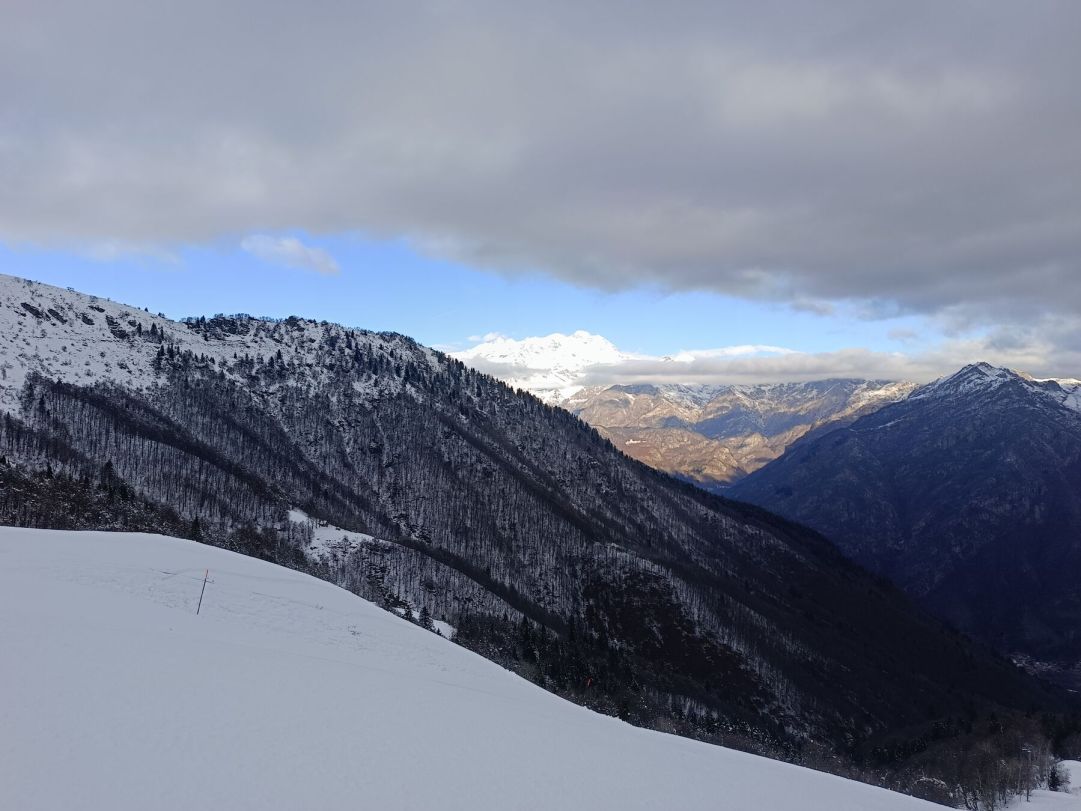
[0,274,1071,797]
[563,379,917,489]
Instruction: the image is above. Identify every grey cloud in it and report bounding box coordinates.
[577,333,1081,387]
[240,235,340,275]
[790,299,836,317]
[578,351,951,388]
[2,2,1080,327]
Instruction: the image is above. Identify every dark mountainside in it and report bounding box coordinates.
[0,277,1075,799]
[731,363,1081,680]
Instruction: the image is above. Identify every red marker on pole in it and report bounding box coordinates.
[196,569,208,615]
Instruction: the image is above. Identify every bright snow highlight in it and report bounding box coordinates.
[0,526,959,811]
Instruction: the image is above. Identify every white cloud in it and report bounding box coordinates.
[240,235,339,275]
[466,331,506,344]
[454,328,1081,398]
[454,331,798,400]
[666,345,795,363]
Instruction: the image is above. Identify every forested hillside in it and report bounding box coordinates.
[0,275,1072,796]
[731,363,1081,681]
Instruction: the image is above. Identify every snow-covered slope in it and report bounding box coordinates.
[1064,761,1081,795]
[1032,787,1081,808]
[0,526,946,811]
[0,273,430,413]
[287,507,384,563]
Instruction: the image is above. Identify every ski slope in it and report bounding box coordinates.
[0,527,973,809]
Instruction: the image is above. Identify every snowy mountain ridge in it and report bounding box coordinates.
[0,273,431,413]
[571,379,918,414]
[911,361,1081,413]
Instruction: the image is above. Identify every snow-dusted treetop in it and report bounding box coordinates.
[0,273,437,413]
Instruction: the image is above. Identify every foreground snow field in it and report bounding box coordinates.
[0,527,1022,810]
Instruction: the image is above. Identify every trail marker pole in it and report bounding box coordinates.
[196,568,209,615]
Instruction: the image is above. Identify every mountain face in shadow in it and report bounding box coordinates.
[731,363,1081,673]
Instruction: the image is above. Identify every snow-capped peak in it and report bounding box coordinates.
[911,362,1081,414]
[454,330,625,371]
[452,330,635,402]
[913,362,1016,398]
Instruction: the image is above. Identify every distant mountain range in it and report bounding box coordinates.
[452,330,918,488]
[730,362,1081,678]
[563,380,917,489]
[0,274,1062,774]
[457,329,1081,682]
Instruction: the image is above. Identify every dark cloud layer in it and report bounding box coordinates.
[3,2,1080,325]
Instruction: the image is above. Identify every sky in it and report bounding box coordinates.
[2,1,1079,384]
